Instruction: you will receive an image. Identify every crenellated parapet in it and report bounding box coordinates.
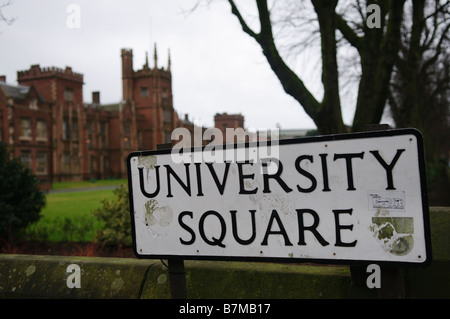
[17,64,84,83]
[134,66,171,80]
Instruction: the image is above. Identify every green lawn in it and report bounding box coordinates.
[26,180,127,242]
[43,189,116,219]
[52,179,127,190]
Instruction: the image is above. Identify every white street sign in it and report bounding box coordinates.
[127,129,431,266]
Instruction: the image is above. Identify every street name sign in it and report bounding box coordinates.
[127,129,431,266]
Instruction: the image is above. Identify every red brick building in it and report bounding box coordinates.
[214,112,245,143]
[214,112,244,132]
[0,46,245,187]
[0,75,53,188]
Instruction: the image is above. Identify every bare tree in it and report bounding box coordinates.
[219,0,409,134]
[388,0,449,205]
[389,0,449,163]
[0,0,16,26]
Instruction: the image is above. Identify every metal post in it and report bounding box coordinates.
[157,143,187,299]
[378,267,405,299]
[168,259,187,299]
[351,124,406,299]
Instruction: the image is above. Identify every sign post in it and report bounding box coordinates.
[362,124,406,298]
[156,143,187,299]
[348,125,406,298]
[127,129,431,295]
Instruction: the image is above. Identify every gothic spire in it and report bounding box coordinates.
[144,51,149,68]
[153,43,158,69]
[167,48,171,71]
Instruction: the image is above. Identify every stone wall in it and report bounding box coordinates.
[0,207,448,299]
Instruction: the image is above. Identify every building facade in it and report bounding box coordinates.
[0,75,53,188]
[0,47,180,186]
[0,46,246,188]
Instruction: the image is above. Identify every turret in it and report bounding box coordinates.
[121,48,134,101]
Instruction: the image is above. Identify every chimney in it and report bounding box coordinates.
[0,75,5,82]
[92,91,100,104]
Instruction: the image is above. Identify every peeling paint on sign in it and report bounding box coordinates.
[144,199,174,238]
[370,217,414,256]
[138,155,157,169]
[144,199,158,237]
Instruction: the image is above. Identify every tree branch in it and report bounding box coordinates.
[0,0,16,26]
[228,0,259,41]
[421,22,450,75]
[227,0,322,128]
[372,0,407,123]
[335,13,363,51]
[255,0,273,41]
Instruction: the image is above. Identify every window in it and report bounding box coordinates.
[36,152,47,174]
[36,120,47,141]
[162,88,168,99]
[62,118,70,140]
[86,121,93,148]
[164,131,171,144]
[163,109,172,124]
[73,148,80,173]
[140,87,149,97]
[103,157,109,175]
[64,88,74,101]
[62,151,71,174]
[20,151,31,168]
[90,155,97,174]
[29,98,38,110]
[72,119,78,140]
[100,122,107,148]
[20,118,31,140]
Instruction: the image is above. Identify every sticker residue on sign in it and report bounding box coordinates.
[368,190,405,211]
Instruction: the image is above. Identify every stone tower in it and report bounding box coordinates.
[120,44,175,150]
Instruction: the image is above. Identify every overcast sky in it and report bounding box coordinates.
[0,0,328,130]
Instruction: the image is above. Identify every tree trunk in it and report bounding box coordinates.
[312,0,346,134]
[352,0,406,132]
[228,0,346,135]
